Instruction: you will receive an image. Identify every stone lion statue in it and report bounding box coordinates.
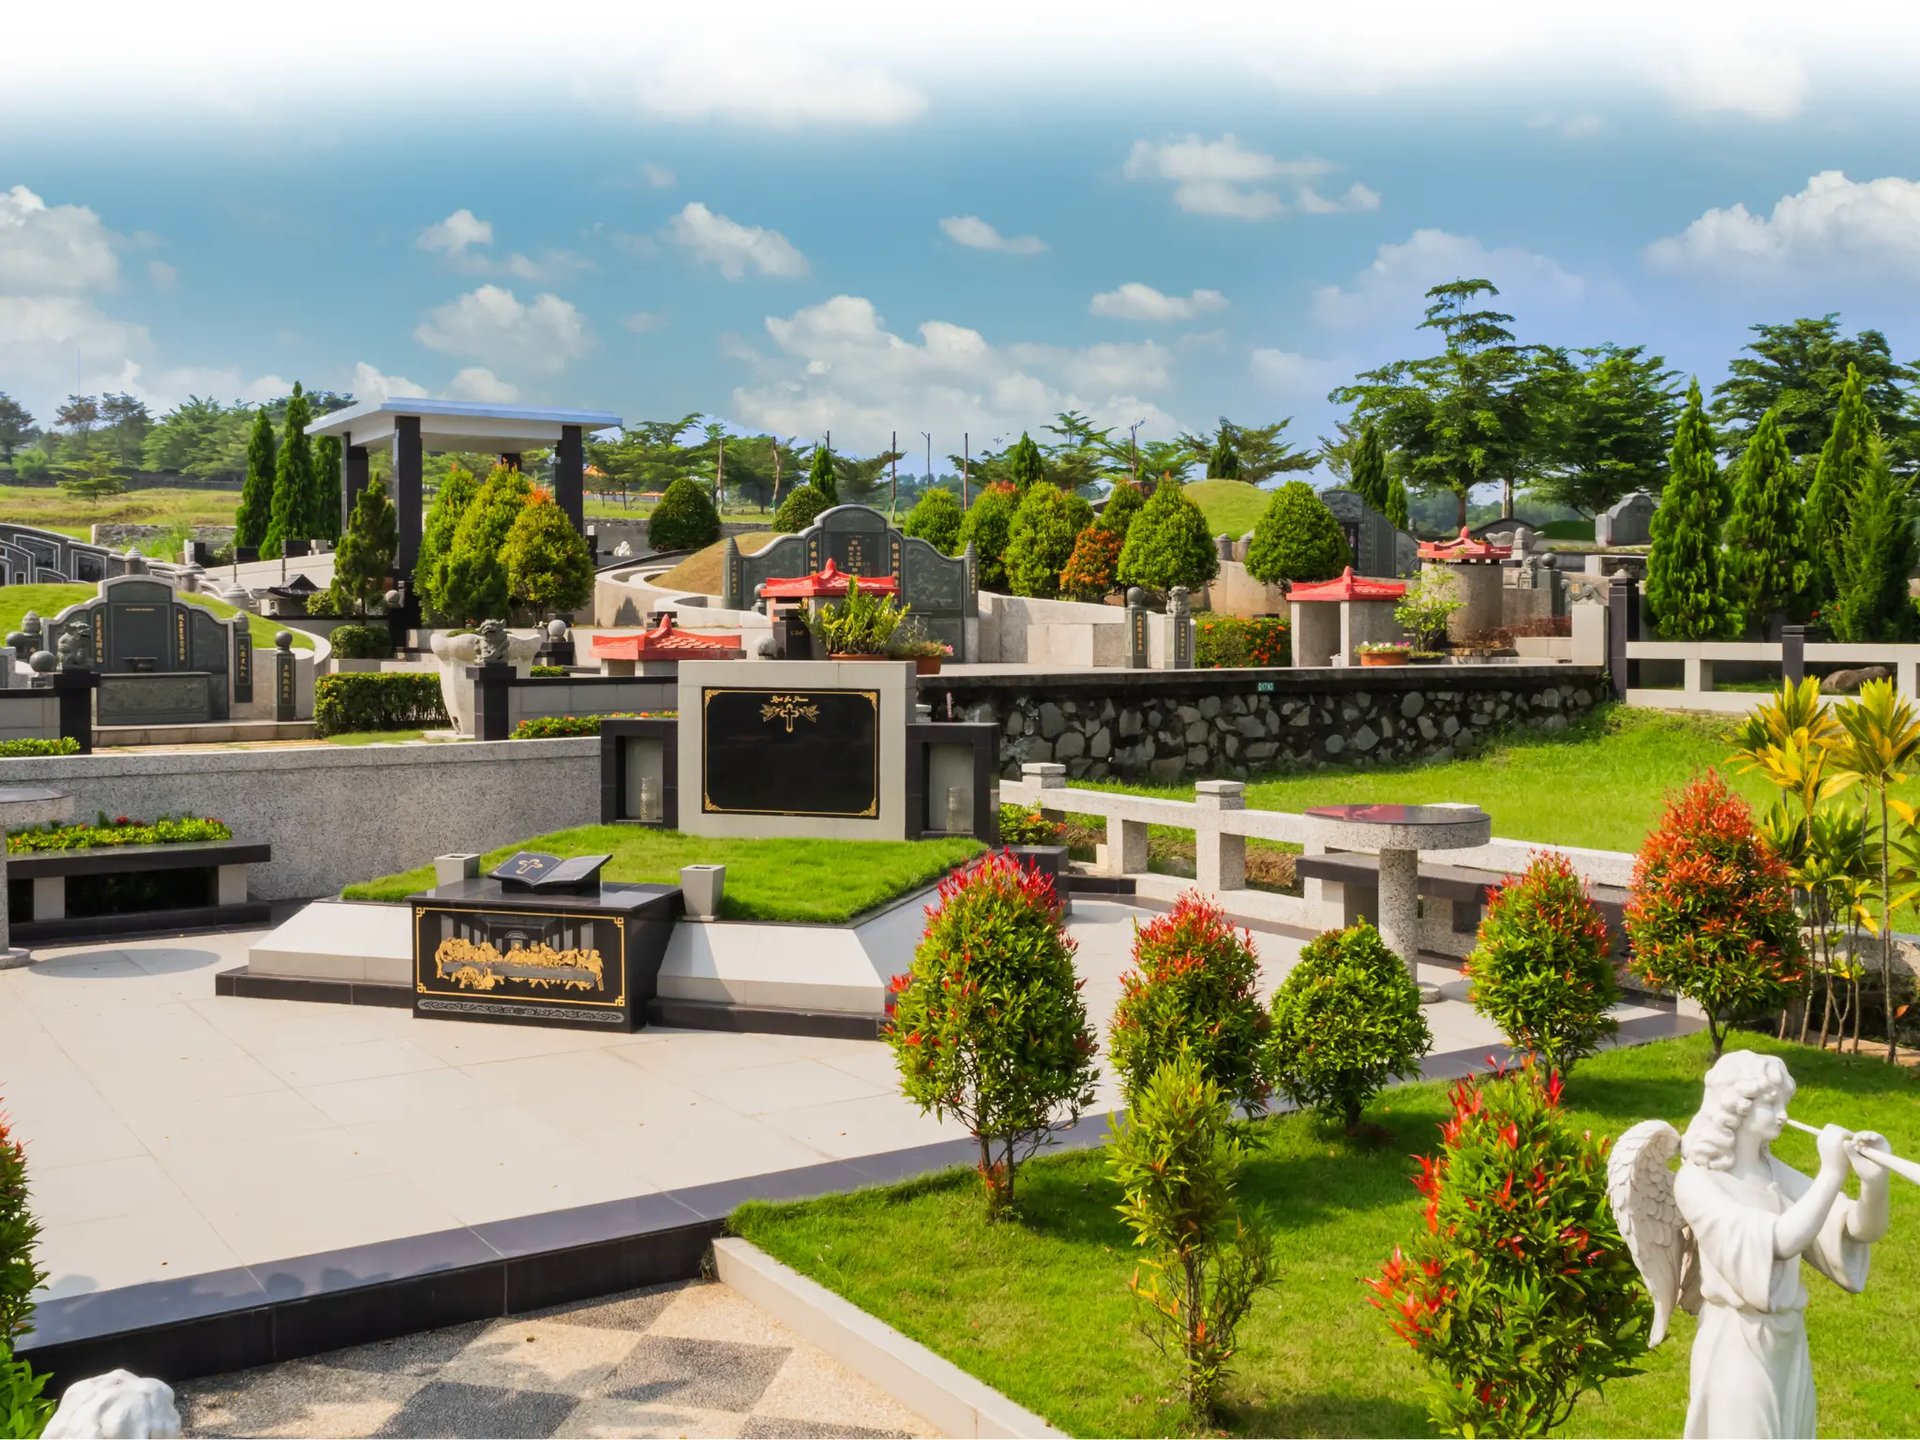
[56,619,93,671]
[475,618,510,665]
[43,1370,182,1439]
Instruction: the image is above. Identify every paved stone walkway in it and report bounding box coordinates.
[176,1277,931,1439]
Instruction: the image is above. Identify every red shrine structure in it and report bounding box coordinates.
[592,614,743,672]
[1287,566,1409,603]
[754,558,900,603]
[1417,527,1512,564]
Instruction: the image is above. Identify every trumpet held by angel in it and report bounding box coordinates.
[1608,1050,1910,1439]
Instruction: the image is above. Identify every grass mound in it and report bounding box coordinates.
[650,531,779,596]
[733,1031,1920,1438]
[0,582,313,653]
[343,824,983,923]
[1183,479,1273,539]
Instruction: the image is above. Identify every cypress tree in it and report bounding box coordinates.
[328,475,397,615]
[807,441,838,505]
[1804,363,1874,605]
[1245,480,1352,586]
[440,465,533,623]
[235,407,275,550]
[1720,409,1807,634]
[1007,432,1047,492]
[1097,478,1146,537]
[1385,469,1410,533]
[1828,438,1918,643]
[310,435,343,544]
[1116,474,1220,595]
[414,465,479,621]
[1645,379,1734,641]
[1349,423,1389,514]
[1206,430,1241,480]
[263,382,314,559]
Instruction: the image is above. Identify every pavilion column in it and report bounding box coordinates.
[343,440,370,533]
[392,415,424,577]
[556,425,584,536]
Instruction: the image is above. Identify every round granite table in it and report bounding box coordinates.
[1303,802,1492,1002]
[0,786,75,967]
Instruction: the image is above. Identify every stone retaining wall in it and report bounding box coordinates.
[921,664,1605,781]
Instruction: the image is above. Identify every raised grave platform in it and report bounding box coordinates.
[8,838,270,943]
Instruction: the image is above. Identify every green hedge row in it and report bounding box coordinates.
[314,673,449,737]
[0,738,79,758]
[1195,614,1290,668]
[327,624,393,660]
[8,813,232,853]
[511,710,675,739]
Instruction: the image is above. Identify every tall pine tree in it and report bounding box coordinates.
[1349,423,1389,514]
[1720,410,1807,635]
[1205,428,1241,480]
[415,465,479,622]
[1645,379,1734,641]
[806,441,838,505]
[235,407,275,550]
[263,382,314,559]
[310,435,343,544]
[1828,437,1918,643]
[1803,363,1875,607]
[1007,431,1047,491]
[1385,470,1410,533]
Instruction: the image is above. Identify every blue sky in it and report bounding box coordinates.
[4,0,1920,472]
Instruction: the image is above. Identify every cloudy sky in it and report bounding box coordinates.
[5,0,1920,467]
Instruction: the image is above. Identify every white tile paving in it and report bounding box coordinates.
[0,902,1663,1303]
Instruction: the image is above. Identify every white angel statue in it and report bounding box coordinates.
[1608,1050,1894,1439]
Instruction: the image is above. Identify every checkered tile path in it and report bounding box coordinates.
[176,1279,933,1439]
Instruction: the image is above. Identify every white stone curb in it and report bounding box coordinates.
[712,1238,1065,1439]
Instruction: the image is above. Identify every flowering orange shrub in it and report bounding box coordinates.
[1059,524,1125,602]
[1194,614,1290,668]
[1368,1061,1650,1436]
[886,851,1097,1216]
[1624,770,1803,1057]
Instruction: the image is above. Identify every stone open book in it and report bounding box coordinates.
[488,851,612,893]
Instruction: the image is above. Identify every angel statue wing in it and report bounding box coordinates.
[1607,1119,1699,1346]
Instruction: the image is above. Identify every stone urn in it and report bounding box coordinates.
[429,628,543,736]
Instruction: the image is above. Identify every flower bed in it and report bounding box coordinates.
[1194,614,1290,668]
[511,711,676,739]
[7,813,232,854]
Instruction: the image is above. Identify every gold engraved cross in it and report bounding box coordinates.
[761,694,820,733]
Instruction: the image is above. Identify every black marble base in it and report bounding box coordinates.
[645,995,885,1042]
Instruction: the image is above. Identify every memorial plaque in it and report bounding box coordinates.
[415,902,632,1027]
[701,685,879,818]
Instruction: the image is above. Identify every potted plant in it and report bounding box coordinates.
[888,623,953,675]
[1409,649,1449,665]
[809,580,909,660]
[997,803,1072,915]
[1393,567,1463,652]
[1357,641,1412,667]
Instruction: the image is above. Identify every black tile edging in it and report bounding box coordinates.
[17,1012,1702,1396]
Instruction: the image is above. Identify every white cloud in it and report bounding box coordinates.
[1650,44,1809,121]
[938,216,1047,255]
[641,162,677,188]
[623,311,667,333]
[0,185,120,292]
[413,285,591,372]
[634,43,925,126]
[1646,170,1920,278]
[729,293,1179,454]
[1089,283,1229,322]
[1561,113,1604,137]
[0,296,151,410]
[666,202,808,280]
[417,208,491,258]
[1311,227,1590,330]
[1122,135,1374,220]
[446,366,520,403]
[351,362,426,404]
[147,259,178,289]
[1250,348,1338,394]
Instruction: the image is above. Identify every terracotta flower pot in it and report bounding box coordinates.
[1359,651,1410,667]
[914,655,943,676]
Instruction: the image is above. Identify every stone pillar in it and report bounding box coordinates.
[1607,572,1640,703]
[273,632,296,721]
[1168,586,1193,669]
[51,670,96,754]
[343,440,369,535]
[392,415,424,577]
[1193,780,1245,893]
[556,425,586,537]
[1125,588,1149,670]
[1442,562,1503,643]
[1375,845,1422,989]
[470,662,514,741]
[1782,624,1807,686]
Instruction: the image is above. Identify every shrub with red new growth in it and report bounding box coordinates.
[1058,524,1125,602]
[1368,1061,1651,1438]
[1108,891,1271,1112]
[886,850,1098,1217]
[1624,770,1803,1058]
[0,1100,44,1344]
[1466,851,1619,1075]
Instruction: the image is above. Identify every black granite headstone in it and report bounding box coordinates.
[701,684,879,818]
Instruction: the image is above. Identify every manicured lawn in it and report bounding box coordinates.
[342,824,983,922]
[732,1032,1920,1438]
[0,483,242,540]
[1185,479,1275,538]
[322,729,429,746]
[177,590,314,651]
[1078,706,1918,855]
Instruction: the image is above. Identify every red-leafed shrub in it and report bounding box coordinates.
[1194,614,1291,668]
[1059,523,1125,602]
[0,1102,43,1344]
[1624,770,1803,1057]
[886,851,1098,1217]
[1108,892,1271,1111]
[1466,852,1619,1075]
[1368,1061,1651,1437]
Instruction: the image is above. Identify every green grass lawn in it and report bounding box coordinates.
[323,729,429,746]
[342,824,983,921]
[1185,479,1275,539]
[0,583,313,654]
[733,1032,1920,1438]
[0,483,243,540]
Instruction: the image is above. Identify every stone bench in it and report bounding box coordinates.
[8,839,271,943]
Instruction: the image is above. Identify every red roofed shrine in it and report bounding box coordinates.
[755,558,899,601]
[1417,527,1512,563]
[592,614,743,661]
[1287,566,1408,602]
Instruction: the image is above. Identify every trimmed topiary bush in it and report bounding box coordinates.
[505,489,595,618]
[1194,614,1289,668]
[1059,524,1124,602]
[1267,921,1431,1133]
[772,484,832,534]
[1369,1060,1651,1437]
[886,850,1098,1217]
[1003,482,1094,599]
[957,483,1019,591]
[1117,475,1219,596]
[1465,851,1619,1075]
[440,464,532,624]
[327,623,392,660]
[1108,892,1271,1112]
[1097,478,1145,537]
[415,464,479,622]
[647,476,721,553]
[902,487,963,553]
[1245,480,1351,588]
[1625,770,1803,1058]
[314,673,449,736]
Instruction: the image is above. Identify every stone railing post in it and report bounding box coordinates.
[1606,570,1639,703]
[1168,585,1194,670]
[273,632,297,721]
[1781,624,1807,687]
[1125,588,1149,670]
[1193,779,1246,892]
[51,670,96,754]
